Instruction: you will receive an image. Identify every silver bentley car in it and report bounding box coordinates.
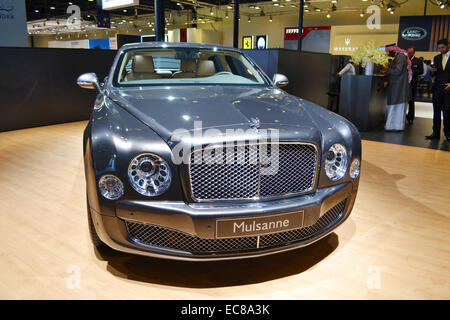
[78,42,361,261]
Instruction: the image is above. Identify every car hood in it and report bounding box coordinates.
[108,85,327,142]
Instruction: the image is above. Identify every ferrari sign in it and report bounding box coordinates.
[242,36,253,49]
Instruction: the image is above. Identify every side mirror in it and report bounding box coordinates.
[77,73,101,92]
[272,73,289,88]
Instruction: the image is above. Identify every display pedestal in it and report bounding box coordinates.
[338,75,387,132]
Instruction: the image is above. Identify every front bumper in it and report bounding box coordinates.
[90,181,357,261]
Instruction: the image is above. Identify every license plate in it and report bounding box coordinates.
[216,211,304,238]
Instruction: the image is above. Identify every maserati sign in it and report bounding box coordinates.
[401,27,427,41]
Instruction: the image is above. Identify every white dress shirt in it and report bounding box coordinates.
[338,63,356,76]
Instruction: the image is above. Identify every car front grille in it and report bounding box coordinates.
[188,142,318,201]
[125,200,346,255]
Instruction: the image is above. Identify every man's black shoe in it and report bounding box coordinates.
[446,135,450,142]
[425,133,440,140]
[407,119,414,125]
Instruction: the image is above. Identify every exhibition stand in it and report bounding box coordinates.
[1,46,378,134]
[338,74,387,132]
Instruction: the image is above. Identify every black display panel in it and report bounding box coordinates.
[0,47,117,132]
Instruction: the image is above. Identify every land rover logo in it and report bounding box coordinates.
[401,27,427,41]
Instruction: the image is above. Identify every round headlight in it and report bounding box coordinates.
[128,153,172,197]
[349,158,360,179]
[325,143,348,181]
[98,175,124,200]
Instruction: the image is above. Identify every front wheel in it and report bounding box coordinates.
[86,198,108,250]
[86,197,126,257]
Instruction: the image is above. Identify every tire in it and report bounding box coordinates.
[86,198,126,257]
[86,198,108,250]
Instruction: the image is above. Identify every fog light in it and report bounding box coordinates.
[349,158,360,179]
[325,143,348,181]
[98,175,124,200]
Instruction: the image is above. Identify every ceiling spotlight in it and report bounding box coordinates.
[227,5,232,9]
[331,0,338,3]
[314,8,322,12]
[326,12,331,18]
[49,6,55,10]
[273,3,280,6]
[390,9,395,14]
[225,11,229,19]
[248,16,251,22]
[269,15,273,22]
[360,10,364,17]
[210,7,214,15]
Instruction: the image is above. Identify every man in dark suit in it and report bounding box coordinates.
[406,46,424,124]
[426,39,450,141]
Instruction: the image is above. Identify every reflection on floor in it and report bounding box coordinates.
[360,102,449,152]
[415,102,433,119]
[361,117,449,152]
[0,121,449,299]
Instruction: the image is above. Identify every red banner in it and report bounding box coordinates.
[180,28,187,42]
[284,26,331,41]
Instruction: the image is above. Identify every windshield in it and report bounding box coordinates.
[115,47,266,86]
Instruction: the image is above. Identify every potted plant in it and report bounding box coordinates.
[350,41,389,75]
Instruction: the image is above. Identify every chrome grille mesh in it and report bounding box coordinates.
[190,144,259,200]
[260,200,345,248]
[189,143,318,201]
[125,200,346,255]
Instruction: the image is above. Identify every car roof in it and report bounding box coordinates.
[119,42,241,53]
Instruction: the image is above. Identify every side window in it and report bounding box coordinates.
[125,57,134,73]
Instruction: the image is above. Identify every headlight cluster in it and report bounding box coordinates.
[325,143,360,181]
[325,143,348,181]
[127,153,172,197]
[98,153,172,200]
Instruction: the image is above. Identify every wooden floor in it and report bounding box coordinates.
[0,121,449,299]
